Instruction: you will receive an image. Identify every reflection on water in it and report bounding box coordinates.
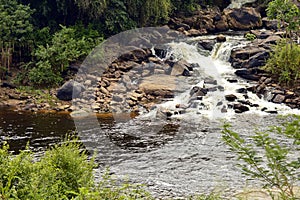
[1,106,298,198]
[0,107,75,152]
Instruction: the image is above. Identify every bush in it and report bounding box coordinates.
[263,40,300,86]
[222,116,300,199]
[28,25,103,87]
[245,33,257,41]
[28,60,63,87]
[0,138,152,200]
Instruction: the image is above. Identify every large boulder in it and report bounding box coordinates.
[56,80,85,101]
[224,7,262,30]
[231,46,265,60]
[139,74,186,98]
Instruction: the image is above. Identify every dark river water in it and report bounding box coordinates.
[1,106,296,198]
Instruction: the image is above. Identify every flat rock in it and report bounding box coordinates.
[139,75,185,98]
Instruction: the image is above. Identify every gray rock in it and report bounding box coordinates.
[56,80,85,101]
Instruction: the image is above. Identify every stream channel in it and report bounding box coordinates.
[1,34,300,199]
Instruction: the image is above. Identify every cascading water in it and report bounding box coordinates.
[146,35,300,122]
[228,0,258,8]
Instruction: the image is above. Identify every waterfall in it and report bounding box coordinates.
[228,0,258,8]
[141,35,300,121]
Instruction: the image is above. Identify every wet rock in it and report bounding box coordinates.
[272,94,286,104]
[236,88,247,94]
[249,30,273,39]
[227,79,238,83]
[263,35,282,45]
[235,69,259,81]
[216,34,226,42]
[190,86,208,97]
[231,46,265,62]
[56,80,85,101]
[224,7,262,30]
[233,104,250,113]
[214,15,229,31]
[225,94,237,102]
[204,78,217,85]
[139,75,182,98]
[242,51,270,68]
[262,17,278,30]
[187,28,205,37]
[198,39,216,51]
[1,81,16,89]
[170,60,191,76]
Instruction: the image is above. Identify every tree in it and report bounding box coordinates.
[267,0,300,38]
[0,0,33,74]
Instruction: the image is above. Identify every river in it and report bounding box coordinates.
[1,34,299,199]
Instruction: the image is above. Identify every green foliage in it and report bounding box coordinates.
[74,0,107,19]
[245,33,257,41]
[263,39,300,85]
[0,0,34,73]
[28,25,102,87]
[0,0,34,43]
[28,61,63,87]
[222,116,300,199]
[0,138,152,200]
[267,0,300,33]
[125,0,171,26]
[104,0,137,35]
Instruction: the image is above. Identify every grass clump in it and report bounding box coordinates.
[263,40,300,86]
[0,138,152,200]
[222,115,300,200]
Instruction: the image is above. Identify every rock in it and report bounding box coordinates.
[112,95,123,102]
[236,88,247,94]
[231,46,265,61]
[235,69,260,81]
[249,30,273,39]
[263,35,282,45]
[233,104,250,113]
[1,81,16,89]
[242,51,270,68]
[56,80,85,101]
[214,15,229,31]
[198,39,217,51]
[225,94,237,102]
[272,94,286,104]
[224,7,262,30]
[216,34,226,42]
[170,60,190,76]
[187,28,205,37]
[227,79,238,83]
[262,17,278,30]
[190,86,208,97]
[139,74,184,98]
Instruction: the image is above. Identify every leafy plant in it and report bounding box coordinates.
[267,0,300,36]
[0,0,34,74]
[0,137,153,200]
[222,116,300,199]
[263,39,300,86]
[28,25,102,87]
[28,60,63,87]
[245,33,257,41]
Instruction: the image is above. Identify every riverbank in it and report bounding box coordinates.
[1,3,300,115]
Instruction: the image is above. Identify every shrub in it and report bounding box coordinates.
[245,33,257,41]
[263,39,300,86]
[222,116,300,199]
[0,138,152,200]
[28,60,63,87]
[29,25,103,87]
